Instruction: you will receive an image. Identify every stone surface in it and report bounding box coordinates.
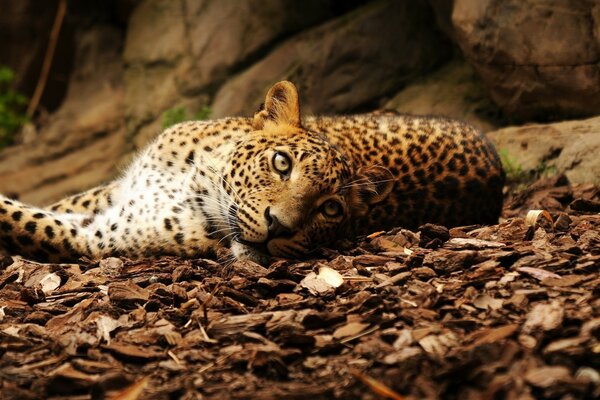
[183,0,347,92]
[385,58,502,132]
[212,0,451,117]
[487,116,600,184]
[123,0,347,124]
[450,0,600,120]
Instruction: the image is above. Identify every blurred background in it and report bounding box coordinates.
[0,0,599,205]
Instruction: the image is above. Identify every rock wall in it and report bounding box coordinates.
[449,0,600,121]
[0,0,599,204]
[211,1,449,117]
[0,0,451,204]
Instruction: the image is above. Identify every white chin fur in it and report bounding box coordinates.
[230,241,271,265]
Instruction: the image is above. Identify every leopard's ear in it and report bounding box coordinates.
[348,166,395,217]
[253,81,301,130]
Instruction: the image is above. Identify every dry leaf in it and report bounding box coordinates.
[517,266,561,281]
[525,209,553,229]
[472,294,504,311]
[541,274,588,287]
[95,315,121,343]
[470,324,519,347]
[349,368,406,400]
[300,271,335,296]
[445,238,505,249]
[525,366,571,388]
[333,322,370,340]
[39,273,61,294]
[523,301,564,333]
[110,376,150,400]
[317,265,344,288]
[300,266,344,296]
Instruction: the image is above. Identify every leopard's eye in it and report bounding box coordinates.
[322,199,342,218]
[272,152,292,175]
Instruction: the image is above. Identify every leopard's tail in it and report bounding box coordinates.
[0,195,93,263]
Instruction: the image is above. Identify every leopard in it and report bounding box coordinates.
[0,81,504,265]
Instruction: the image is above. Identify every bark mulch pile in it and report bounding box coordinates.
[1,175,598,399]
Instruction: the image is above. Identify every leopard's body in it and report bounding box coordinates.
[0,82,504,264]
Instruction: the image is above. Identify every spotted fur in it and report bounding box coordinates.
[0,81,504,264]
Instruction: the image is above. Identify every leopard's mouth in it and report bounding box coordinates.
[230,238,272,265]
[236,238,269,255]
[226,205,272,257]
[227,206,303,261]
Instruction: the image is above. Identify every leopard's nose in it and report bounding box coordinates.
[264,207,293,239]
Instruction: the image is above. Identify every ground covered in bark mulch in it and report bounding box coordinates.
[0,175,598,399]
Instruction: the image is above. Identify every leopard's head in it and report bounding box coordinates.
[220,81,393,264]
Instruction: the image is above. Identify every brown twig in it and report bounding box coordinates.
[26,0,67,118]
[349,368,406,400]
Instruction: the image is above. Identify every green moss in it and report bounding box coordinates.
[193,106,211,121]
[500,148,558,187]
[162,107,187,129]
[0,66,29,149]
[162,106,211,129]
[499,148,527,183]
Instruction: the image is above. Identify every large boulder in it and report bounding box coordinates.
[450,0,600,121]
[487,117,600,184]
[123,0,350,127]
[385,58,501,132]
[212,0,451,117]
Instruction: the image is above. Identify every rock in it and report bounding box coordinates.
[183,0,347,92]
[123,0,347,123]
[385,59,501,132]
[124,0,187,66]
[450,0,600,120]
[487,116,600,184]
[212,0,450,117]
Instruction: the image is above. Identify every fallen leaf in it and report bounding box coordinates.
[49,362,99,383]
[95,315,121,344]
[498,271,520,286]
[469,324,519,347]
[317,265,344,288]
[366,231,385,239]
[445,238,505,249]
[418,332,458,358]
[111,376,150,400]
[300,272,335,296]
[541,274,588,287]
[39,273,61,294]
[99,257,124,277]
[108,281,150,304]
[525,209,553,229]
[333,322,370,340]
[523,300,564,333]
[472,294,504,310]
[525,366,572,388]
[349,368,406,400]
[104,343,163,360]
[517,267,561,281]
